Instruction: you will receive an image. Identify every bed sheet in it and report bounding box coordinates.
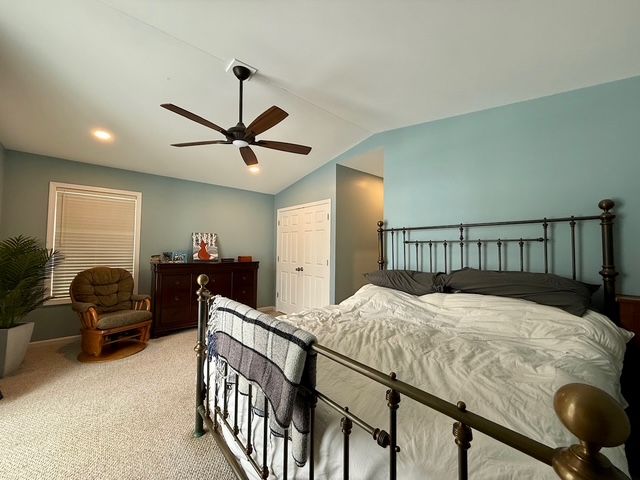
[210,284,632,479]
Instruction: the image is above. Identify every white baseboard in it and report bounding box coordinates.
[257,306,276,312]
[30,334,80,345]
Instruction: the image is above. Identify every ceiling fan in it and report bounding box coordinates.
[161,66,312,168]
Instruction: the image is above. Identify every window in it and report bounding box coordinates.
[46,182,142,304]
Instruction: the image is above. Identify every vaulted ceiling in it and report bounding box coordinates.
[1,1,639,194]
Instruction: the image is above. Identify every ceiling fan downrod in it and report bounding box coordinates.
[233,65,251,126]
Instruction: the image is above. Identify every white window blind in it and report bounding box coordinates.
[46,183,142,303]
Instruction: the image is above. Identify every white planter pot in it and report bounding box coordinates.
[0,322,35,378]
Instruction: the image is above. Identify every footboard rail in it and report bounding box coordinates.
[194,275,630,480]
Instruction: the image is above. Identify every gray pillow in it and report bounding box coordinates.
[363,270,440,296]
[444,268,599,316]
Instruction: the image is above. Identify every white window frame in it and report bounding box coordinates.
[45,182,142,306]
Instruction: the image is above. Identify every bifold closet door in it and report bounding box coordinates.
[276,200,331,314]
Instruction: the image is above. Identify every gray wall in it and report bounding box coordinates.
[335,165,383,303]
[0,150,275,341]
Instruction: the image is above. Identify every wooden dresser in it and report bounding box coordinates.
[150,261,259,337]
[618,295,640,347]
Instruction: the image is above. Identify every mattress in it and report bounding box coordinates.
[208,284,632,479]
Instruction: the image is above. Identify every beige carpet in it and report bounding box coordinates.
[0,330,236,480]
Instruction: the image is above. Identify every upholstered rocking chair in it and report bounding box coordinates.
[70,267,152,362]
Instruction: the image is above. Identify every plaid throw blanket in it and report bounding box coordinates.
[208,296,317,466]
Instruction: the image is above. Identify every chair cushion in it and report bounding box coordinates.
[96,310,152,330]
[70,267,135,313]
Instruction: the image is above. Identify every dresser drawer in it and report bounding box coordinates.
[204,272,233,297]
[233,270,257,307]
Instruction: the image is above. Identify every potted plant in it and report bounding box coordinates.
[0,235,58,377]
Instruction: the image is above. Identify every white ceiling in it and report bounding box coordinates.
[1,1,639,194]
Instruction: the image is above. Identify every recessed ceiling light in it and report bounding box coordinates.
[91,129,113,142]
[248,165,260,174]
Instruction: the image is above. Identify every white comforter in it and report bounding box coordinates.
[215,284,632,479]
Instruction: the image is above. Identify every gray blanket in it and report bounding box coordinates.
[208,296,317,466]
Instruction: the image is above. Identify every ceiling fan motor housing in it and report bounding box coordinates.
[233,65,252,82]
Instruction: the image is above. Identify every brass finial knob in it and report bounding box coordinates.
[598,199,615,212]
[552,383,630,480]
[554,383,629,447]
[197,274,209,286]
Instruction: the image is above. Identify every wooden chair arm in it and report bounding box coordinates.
[133,296,151,312]
[71,301,96,314]
[77,306,100,330]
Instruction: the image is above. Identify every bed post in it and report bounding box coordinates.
[377,220,385,270]
[194,274,211,437]
[598,199,618,321]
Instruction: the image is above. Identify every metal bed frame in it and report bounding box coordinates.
[193,199,630,480]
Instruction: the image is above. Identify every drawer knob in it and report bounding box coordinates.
[242,290,246,294]
[174,296,180,301]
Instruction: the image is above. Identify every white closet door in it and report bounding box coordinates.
[276,200,331,314]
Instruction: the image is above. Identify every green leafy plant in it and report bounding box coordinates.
[0,236,60,329]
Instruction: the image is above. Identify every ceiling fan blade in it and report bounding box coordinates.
[161,103,229,135]
[171,140,231,147]
[246,106,288,137]
[240,146,258,166]
[254,140,312,155]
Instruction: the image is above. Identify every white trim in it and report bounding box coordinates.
[276,198,331,214]
[45,181,143,304]
[30,334,80,345]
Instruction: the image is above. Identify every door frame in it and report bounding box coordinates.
[276,199,332,313]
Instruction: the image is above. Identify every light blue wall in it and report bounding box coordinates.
[1,150,276,341]
[380,76,640,294]
[276,75,640,300]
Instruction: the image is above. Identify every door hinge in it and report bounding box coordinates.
[278,220,280,226]
[276,292,279,298]
[326,259,329,266]
[327,213,329,220]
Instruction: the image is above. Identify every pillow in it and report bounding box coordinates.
[444,268,599,316]
[363,270,441,296]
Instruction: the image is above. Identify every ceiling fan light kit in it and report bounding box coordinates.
[161,61,311,170]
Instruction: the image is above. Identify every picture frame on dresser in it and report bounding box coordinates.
[150,261,258,337]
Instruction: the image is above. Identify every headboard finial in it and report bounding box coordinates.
[598,199,615,213]
[377,220,384,229]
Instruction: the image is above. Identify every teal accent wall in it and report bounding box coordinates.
[0,150,275,341]
[335,165,383,303]
[379,76,640,294]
